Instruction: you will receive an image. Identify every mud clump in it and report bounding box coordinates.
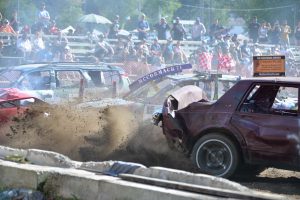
[0,104,192,171]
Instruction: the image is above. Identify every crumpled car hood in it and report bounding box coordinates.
[170,85,208,110]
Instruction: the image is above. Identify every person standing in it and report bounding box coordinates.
[162,38,174,64]
[171,17,186,41]
[281,20,291,47]
[270,21,281,45]
[248,16,260,43]
[294,21,300,46]
[137,14,149,40]
[191,17,206,41]
[10,11,19,33]
[198,46,213,71]
[38,2,50,31]
[154,17,170,40]
[258,21,270,43]
[209,19,224,42]
[108,15,120,39]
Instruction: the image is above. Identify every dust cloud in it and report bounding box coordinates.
[0,104,191,170]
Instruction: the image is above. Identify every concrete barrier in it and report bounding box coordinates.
[133,167,249,192]
[0,146,79,168]
[0,159,229,200]
[0,146,284,200]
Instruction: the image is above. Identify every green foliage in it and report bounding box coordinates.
[0,0,299,30]
[53,0,83,27]
[85,0,139,27]
[233,0,300,26]
[0,0,36,25]
[84,0,180,29]
[142,0,181,24]
[175,0,300,29]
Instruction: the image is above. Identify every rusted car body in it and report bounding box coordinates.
[157,77,300,178]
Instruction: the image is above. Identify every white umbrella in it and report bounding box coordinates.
[117,29,130,36]
[79,14,112,24]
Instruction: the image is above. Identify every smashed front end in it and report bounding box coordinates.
[152,85,210,153]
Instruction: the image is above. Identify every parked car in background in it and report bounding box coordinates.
[154,77,300,178]
[0,62,130,103]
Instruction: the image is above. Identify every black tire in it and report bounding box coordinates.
[191,133,239,178]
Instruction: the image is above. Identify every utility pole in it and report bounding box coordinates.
[158,0,162,21]
[17,0,19,22]
[209,0,212,27]
[138,0,142,16]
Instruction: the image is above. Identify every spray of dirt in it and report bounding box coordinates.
[0,103,192,171]
[0,104,138,160]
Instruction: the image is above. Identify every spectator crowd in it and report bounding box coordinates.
[1,2,300,77]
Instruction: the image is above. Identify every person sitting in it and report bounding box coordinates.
[94,33,114,60]
[0,19,16,35]
[60,46,74,62]
[150,37,163,66]
[173,40,187,64]
[49,20,59,35]
[32,31,45,61]
[16,33,32,59]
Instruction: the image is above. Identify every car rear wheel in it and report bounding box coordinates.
[191,133,239,178]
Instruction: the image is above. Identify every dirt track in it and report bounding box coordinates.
[1,105,299,199]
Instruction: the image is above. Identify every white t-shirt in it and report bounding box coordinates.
[38,10,50,24]
[17,38,32,52]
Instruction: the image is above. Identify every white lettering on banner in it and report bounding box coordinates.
[129,64,192,90]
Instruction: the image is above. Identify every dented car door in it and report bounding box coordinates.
[231,83,299,166]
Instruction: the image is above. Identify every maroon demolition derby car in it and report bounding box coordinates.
[153,77,300,178]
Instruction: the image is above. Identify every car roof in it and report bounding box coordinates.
[4,62,125,73]
[241,77,300,84]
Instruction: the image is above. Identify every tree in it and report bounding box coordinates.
[84,0,140,28]
[142,0,181,24]
[32,0,83,27]
[0,0,36,26]
[84,0,181,30]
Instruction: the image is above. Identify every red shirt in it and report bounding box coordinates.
[0,25,16,34]
[198,52,213,71]
[218,53,235,73]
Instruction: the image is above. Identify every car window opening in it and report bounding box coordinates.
[240,84,298,116]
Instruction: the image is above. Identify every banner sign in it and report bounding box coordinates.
[253,56,285,77]
[129,63,192,90]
